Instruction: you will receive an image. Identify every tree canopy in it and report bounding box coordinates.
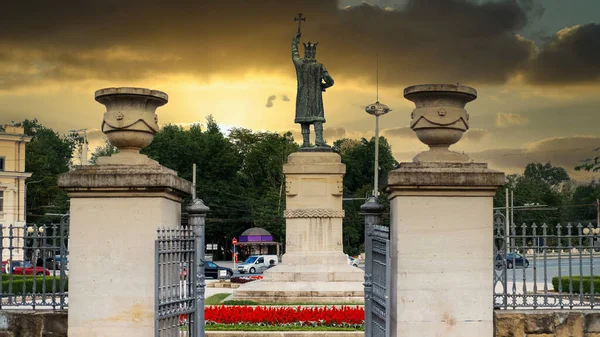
[12,119,80,222]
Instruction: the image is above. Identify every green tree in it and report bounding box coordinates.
[566,179,600,223]
[228,128,299,246]
[524,162,570,187]
[90,137,119,164]
[332,136,397,256]
[14,119,79,222]
[494,162,572,232]
[575,148,600,172]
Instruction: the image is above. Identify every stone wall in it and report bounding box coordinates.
[0,309,598,337]
[495,310,600,337]
[0,310,67,337]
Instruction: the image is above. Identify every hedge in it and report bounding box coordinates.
[1,276,68,295]
[552,276,600,294]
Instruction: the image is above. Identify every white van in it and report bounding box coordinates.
[237,255,279,274]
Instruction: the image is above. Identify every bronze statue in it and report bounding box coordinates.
[292,13,334,150]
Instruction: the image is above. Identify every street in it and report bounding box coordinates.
[502,257,600,282]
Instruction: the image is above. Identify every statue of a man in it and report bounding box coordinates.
[292,32,334,149]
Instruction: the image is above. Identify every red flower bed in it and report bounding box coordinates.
[230,276,263,284]
[205,305,364,327]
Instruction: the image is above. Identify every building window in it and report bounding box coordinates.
[0,157,4,171]
[0,190,3,212]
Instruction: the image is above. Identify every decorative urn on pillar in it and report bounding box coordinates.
[404,84,476,163]
[95,87,168,165]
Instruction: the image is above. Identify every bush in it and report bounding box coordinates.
[1,276,68,295]
[552,276,600,294]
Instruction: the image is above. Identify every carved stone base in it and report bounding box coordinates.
[298,146,333,152]
[233,279,364,304]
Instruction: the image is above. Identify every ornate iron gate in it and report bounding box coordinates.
[362,197,391,337]
[493,211,508,309]
[155,199,208,337]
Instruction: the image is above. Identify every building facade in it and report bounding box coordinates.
[0,125,32,260]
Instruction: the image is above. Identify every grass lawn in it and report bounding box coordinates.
[206,293,231,305]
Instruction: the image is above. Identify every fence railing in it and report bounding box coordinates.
[0,217,69,309]
[494,211,600,309]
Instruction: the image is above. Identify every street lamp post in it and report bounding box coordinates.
[69,128,88,165]
[365,102,391,197]
[364,54,391,198]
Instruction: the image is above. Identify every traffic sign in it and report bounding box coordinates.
[232,238,237,245]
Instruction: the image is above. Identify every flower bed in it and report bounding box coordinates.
[230,276,263,284]
[205,305,364,328]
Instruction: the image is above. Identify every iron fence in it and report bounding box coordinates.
[155,198,208,337]
[362,196,390,337]
[0,216,69,309]
[155,226,196,336]
[494,211,600,309]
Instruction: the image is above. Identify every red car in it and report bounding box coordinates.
[2,260,50,276]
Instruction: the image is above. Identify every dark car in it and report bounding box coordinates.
[36,257,62,271]
[180,261,233,280]
[495,253,529,269]
[205,261,233,279]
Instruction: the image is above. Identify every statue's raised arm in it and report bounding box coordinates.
[292,33,302,65]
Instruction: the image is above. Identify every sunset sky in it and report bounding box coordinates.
[1,0,599,180]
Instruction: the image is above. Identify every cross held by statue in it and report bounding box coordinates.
[294,13,305,34]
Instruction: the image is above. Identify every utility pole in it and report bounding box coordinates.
[192,163,197,199]
[596,199,600,228]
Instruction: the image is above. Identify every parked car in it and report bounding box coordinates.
[180,262,233,279]
[495,253,529,269]
[347,254,359,268]
[237,255,279,274]
[2,260,50,276]
[36,257,63,271]
[205,261,233,279]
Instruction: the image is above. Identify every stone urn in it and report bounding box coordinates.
[403,84,476,163]
[95,87,168,165]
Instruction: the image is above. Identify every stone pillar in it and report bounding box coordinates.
[387,84,504,337]
[187,198,209,337]
[59,88,191,337]
[233,151,364,304]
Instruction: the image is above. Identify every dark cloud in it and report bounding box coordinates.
[526,23,600,84]
[382,127,413,138]
[265,94,291,107]
[0,0,548,91]
[324,127,347,140]
[266,95,277,108]
[395,136,600,181]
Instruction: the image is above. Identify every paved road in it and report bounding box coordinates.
[501,257,600,282]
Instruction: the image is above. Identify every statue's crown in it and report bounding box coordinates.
[302,42,318,52]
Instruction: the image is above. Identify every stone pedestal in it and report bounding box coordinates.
[388,162,504,337]
[58,87,191,337]
[384,83,505,337]
[59,165,191,337]
[233,152,364,304]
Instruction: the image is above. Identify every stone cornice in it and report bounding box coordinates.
[0,134,32,142]
[0,172,33,178]
[58,164,191,202]
[386,161,505,198]
[284,208,345,218]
